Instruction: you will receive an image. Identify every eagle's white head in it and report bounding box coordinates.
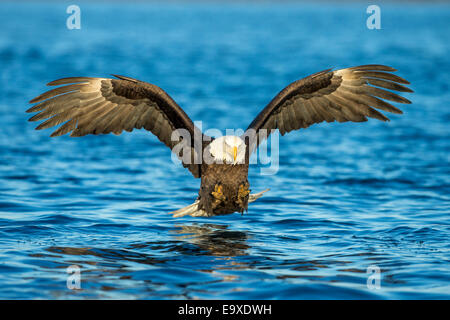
[209,135,246,165]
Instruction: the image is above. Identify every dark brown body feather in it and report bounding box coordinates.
[198,163,250,216]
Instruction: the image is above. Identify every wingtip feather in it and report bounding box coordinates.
[46,77,93,86]
[29,96,41,104]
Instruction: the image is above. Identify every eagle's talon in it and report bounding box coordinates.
[211,184,226,202]
[238,183,250,198]
[235,183,250,209]
[214,184,223,193]
[211,192,226,201]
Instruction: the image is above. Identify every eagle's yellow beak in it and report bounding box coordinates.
[233,146,237,162]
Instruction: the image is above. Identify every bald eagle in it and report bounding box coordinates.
[27,65,412,217]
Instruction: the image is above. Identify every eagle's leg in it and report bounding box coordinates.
[211,184,226,210]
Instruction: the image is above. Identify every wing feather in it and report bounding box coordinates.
[282,105,293,132]
[245,64,412,153]
[29,84,85,103]
[50,119,78,137]
[355,71,410,84]
[365,78,413,92]
[28,76,205,177]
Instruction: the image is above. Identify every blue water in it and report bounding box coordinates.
[0,2,449,299]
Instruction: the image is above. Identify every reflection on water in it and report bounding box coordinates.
[171,224,250,256]
[45,223,249,266]
[46,246,167,267]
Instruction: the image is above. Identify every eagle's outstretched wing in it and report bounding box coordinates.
[27,75,204,178]
[244,64,413,153]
